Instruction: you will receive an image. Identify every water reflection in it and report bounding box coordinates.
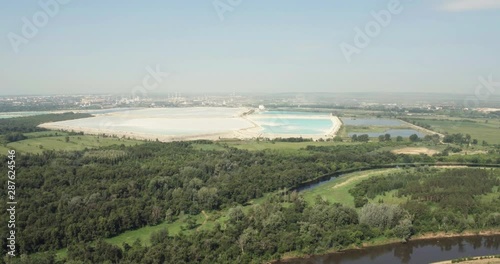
[278,235,500,264]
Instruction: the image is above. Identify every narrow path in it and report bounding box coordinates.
[326,116,342,137]
[293,163,500,193]
[330,169,391,190]
[329,165,473,191]
[197,210,209,231]
[398,119,445,139]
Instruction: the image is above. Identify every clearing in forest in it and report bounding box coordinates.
[392,147,439,155]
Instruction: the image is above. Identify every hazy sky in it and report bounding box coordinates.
[1,0,499,95]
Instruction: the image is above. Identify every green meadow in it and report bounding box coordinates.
[7,133,142,154]
[217,140,357,151]
[300,168,400,207]
[0,144,10,156]
[407,118,500,144]
[342,125,413,137]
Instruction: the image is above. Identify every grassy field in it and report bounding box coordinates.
[332,108,385,117]
[105,214,205,247]
[7,134,142,154]
[219,140,358,151]
[301,168,400,207]
[191,142,228,151]
[269,107,385,117]
[23,131,69,138]
[479,185,500,203]
[53,213,209,259]
[0,145,10,156]
[371,190,408,205]
[407,117,500,144]
[343,125,413,136]
[377,143,446,154]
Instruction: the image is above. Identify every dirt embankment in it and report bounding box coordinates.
[398,119,445,138]
[392,147,439,155]
[432,256,500,264]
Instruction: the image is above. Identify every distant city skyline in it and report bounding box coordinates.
[1,1,499,95]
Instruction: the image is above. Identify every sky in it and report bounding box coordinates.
[0,0,499,95]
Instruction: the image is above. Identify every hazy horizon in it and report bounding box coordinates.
[1,91,498,97]
[1,1,499,96]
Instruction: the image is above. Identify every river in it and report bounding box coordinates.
[277,235,500,264]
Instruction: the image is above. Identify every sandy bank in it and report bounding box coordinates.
[432,256,500,264]
[39,109,343,142]
[392,147,439,155]
[38,122,248,142]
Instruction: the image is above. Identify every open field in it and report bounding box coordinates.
[392,147,440,155]
[0,145,10,156]
[220,140,427,152]
[23,130,69,138]
[7,134,142,154]
[271,107,385,117]
[301,168,400,207]
[371,190,409,204]
[53,213,209,259]
[190,142,228,151]
[344,125,409,134]
[406,118,500,144]
[331,108,385,117]
[480,191,499,204]
[376,142,446,153]
[105,214,206,247]
[218,140,354,151]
